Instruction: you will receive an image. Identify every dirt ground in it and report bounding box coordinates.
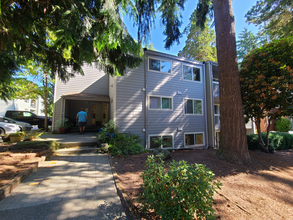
[113,149,293,220]
[0,144,48,188]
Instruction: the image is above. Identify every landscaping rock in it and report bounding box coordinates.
[153,148,171,160]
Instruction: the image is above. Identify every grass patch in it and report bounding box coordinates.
[10,140,60,151]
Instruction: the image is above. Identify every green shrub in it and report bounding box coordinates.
[108,133,144,156]
[103,120,119,133]
[275,118,292,132]
[247,132,293,151]
[138,155,221,220]
[97,120,144,156]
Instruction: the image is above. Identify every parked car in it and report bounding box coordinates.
[0,122,21,135]
[4,110,52,129]
[0,116,32,131]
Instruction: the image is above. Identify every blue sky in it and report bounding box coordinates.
[124,0,259,56]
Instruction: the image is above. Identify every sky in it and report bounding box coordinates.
[124,0,259,56]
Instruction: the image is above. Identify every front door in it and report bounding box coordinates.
[102,103,109,124]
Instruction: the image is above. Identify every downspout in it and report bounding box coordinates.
[203,62,209,149]
[144,49,147,149]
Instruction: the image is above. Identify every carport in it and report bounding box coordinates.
[60,93,110,129]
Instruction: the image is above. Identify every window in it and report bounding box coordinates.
[149,58,172,73]
[149,96,172,110]
[183,65,201,82]
[185,132,204,147]
[149,135,173,149]
[23,112,33,117]
[184,99,202,115]
[214,105,220,126]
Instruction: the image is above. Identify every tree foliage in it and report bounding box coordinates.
[245,0,293,39]
[0,0,145,100]
[13,60,55,131]
[236,28,262,63]
[240,37,293,152]
[1,0,189,100]
[178,12,217,62]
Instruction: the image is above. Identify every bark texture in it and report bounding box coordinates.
[213,0,251,164]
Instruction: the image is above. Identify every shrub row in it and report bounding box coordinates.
[247,131,293,150]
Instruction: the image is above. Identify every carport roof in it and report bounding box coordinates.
[62,93,110,101]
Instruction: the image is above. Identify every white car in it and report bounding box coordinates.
[0,122,21,135]
[0,116,32,131]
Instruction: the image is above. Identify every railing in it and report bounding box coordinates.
[213,82,219,97]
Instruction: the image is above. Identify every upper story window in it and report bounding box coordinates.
[149,58,172,74]
[185,99,203,115]
[149,96,173,110]
[183,65,201,82]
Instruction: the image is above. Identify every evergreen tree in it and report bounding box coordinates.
[246,0,293,39]
[193,0,251,163]
[178,13,217,62]
[236,28,260,63]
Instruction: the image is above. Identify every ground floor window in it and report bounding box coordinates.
[184,132,204,147]
[149,134,173,149]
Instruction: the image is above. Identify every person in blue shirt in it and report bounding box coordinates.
[76,108,87,134]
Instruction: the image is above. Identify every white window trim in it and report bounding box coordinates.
[182,64,202,83]
[184,98,203,116]
[148,95,173,111]
[184,132,205,148]
[148,56,173,75]
[148,134,174,149]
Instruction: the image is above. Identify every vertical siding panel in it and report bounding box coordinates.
[109,76,116,121]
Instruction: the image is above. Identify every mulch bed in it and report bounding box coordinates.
[0,143,51,188]
[113,149,293,219]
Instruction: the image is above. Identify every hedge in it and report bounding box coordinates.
[247,132,293,151]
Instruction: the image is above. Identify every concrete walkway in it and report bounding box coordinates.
[0,153,129,219]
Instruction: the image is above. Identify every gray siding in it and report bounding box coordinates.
[205,62,215,148]
[109,76,116,121]
[53,64,109,130]
[145,51,206,149]
[115,62,146,142]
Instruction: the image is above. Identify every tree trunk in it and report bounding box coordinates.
[44,73,48,132]
[255,118,269,152]
[213,0,251,164]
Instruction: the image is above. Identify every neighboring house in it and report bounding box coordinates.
[204,62,255,148]
[53,50,257,149]
[0,97,44,116]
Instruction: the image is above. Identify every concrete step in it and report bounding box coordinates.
[54,147,100,155]
[59,141,97,148]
